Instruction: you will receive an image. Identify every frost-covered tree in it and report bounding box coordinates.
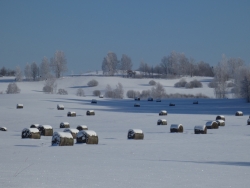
[15,66,23,82]
[6,83,20,94]
[120,54,133,76]
[43,75,57,94]
[31,62,39,81]
[24,63,32,81]
[50,51,67,78]
[40,57,50,80]
[151,82,166,99]
[102,52,119,76]
[114,83,124,99]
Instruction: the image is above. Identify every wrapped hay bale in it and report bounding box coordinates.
[22,128,41,139]
[134,97,140,101]
[148,97,153,101]
[63,128,79,139]
[216,119,225,126]
[169,103,175,106]
[205,121,219,129]
[38,125,53,136]
[194,125,207,134]
[86,110,95,116]
[193,101,198,104]
[30,124,39,128]
[60,122,70,128]
[170,124,183,133]
[216,115,225,121]
[247,119,250,125]
[127,129,144,140]
[134,103,140,107]
[157,119,167,125]
[76,125,88,131]
[16,104,23,109]
[57,104,64,110]
[76,130,98,144]
[91,99,97,104]
[67,111,76,117]
[235,111,243,116]
[0,127,7,131]
[159,110,167,116]
[156,99,161,102]
[51,132,74,146]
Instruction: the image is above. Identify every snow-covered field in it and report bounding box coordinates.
[0,76,249,188]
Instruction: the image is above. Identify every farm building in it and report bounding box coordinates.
[205,121,219,129]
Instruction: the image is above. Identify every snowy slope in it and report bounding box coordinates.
[0,76,249,188]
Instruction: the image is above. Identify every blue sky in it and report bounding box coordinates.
[0,0,249,74]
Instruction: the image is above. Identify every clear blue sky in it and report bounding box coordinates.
[0,0,249,74]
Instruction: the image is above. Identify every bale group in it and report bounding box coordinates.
[134,103,140,107]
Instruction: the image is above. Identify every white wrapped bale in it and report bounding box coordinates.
[22,128,41,139]
[76,130,98,144]
[235,111,243,116]
[38,125,53,136]
[216,115,225,121]
[76,125,88,131]
[127,129,144,140]
[17,104,23,109]
[67,111,76,117]
[51,132,74,146]
[216,119,225,126]
[63,128,79,139]
[30,124,39,128]
[170,124,183,133]
[0,127,7,131]
[57,104,64,110]
[86,110,95,116]
[194,125,207,134]
[159,110,167,116]
[60,122,70,128]
[205,121,219,129]
[134,103,140,107]
[157,119,167,125]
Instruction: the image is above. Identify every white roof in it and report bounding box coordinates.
[40,125,52,129]
[170,124,182,129]
[194,125,206,130]
[158,119,167,122]
[64,128,79,134]
[205,121,216,126]
[23,128,39,133]
[53,132,73,138]
[129,129,143,133]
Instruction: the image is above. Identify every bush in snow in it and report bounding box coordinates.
[127,90,141,98]
[140,89,151,99]
[43,76,57,94]
[149,80,156,86]
[93,90,101,96]
[151,82,166,98]
[185,80,203,89]
[87,79,98,87]
[105,83,124,99]
[6,83,20,94]
[174,78,187,88]
[76,88,85,97]
[57,89,68,95]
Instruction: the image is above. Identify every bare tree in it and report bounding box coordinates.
[101,52,119,76]
[40,57,51,80]
[50,51,67,78]
[15,66,23,82]
[120,54,133,76]
[31,62,39,81]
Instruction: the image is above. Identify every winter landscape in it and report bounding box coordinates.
[0,75,250,188]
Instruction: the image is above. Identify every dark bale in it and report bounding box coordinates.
[76,130,98,144]
[170,124,183,133]
[76,125,88,131]
[127,129,144,140]
[22,128,41,139]
[148,97,153,101]
[134,103,140,107]
[134,97,140,101]
[194,126,207,134]
[193,101,198,104]
[91,99,97,104]
[86,110,95,116]
[235,111,243,116]
[60,122,70,128]
[169,103,175,106]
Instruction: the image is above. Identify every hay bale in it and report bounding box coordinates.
[76,125,88,131]
[63,128,79,139]
[76,130,98,144]
[169,103,175,106]
[51,132,74,146]
[156,99,161,102]
[159,110,167,116]
[22,128,41,139]
[235,111,243,116]
[134,97,140,101]
[16,104,23,109]
[216,119,225,126]
[99,95,104,98]
[216,115,225,121]
[134,103,140,107]
[57,104,64,110]
[0,127,7,131]
[247,119,250,125]
[194,125,207,134]
[38,125,53,136]
[205,121,219,129]
[157,119,167,125]
[30,124,39,128]
[170,124,183,133]
[127,129,144,139]
[91,99,97,104]
[60,122,70,128]
[148,97,153,101]
[86,110,95,116]
[67,111,76,117]
[193,101,198,104]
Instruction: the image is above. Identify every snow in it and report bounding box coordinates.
[0,76,250,188]
[53,132,73,138]
[23,128,39,133]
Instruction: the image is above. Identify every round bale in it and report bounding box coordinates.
[169,103,175,106]
[67,111,76,117]
[216,115,225,121]
[57,104,64,110]
[156,99,161,102]
[148,97,153,101]
[51,132,74,146]
[235,111,243,116]
[247,119,250,125]
[91,99,97,104]
[16,104,23,109]
[0,127,7,131]
[76,125,88,131]
[216,119,225,126]
[22,128,41,139]
[194,125,207,134]
[170,124,183,133]
[159,110,167,116]
[76,130,98,144]
[157,119,167,125]
[60,122,70,128]
[86,110,95,116]
[38,125,53,136]
[205,121,219,129]
[63,128,79,139]
[127,129,144,140]
[134,103,140,107]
